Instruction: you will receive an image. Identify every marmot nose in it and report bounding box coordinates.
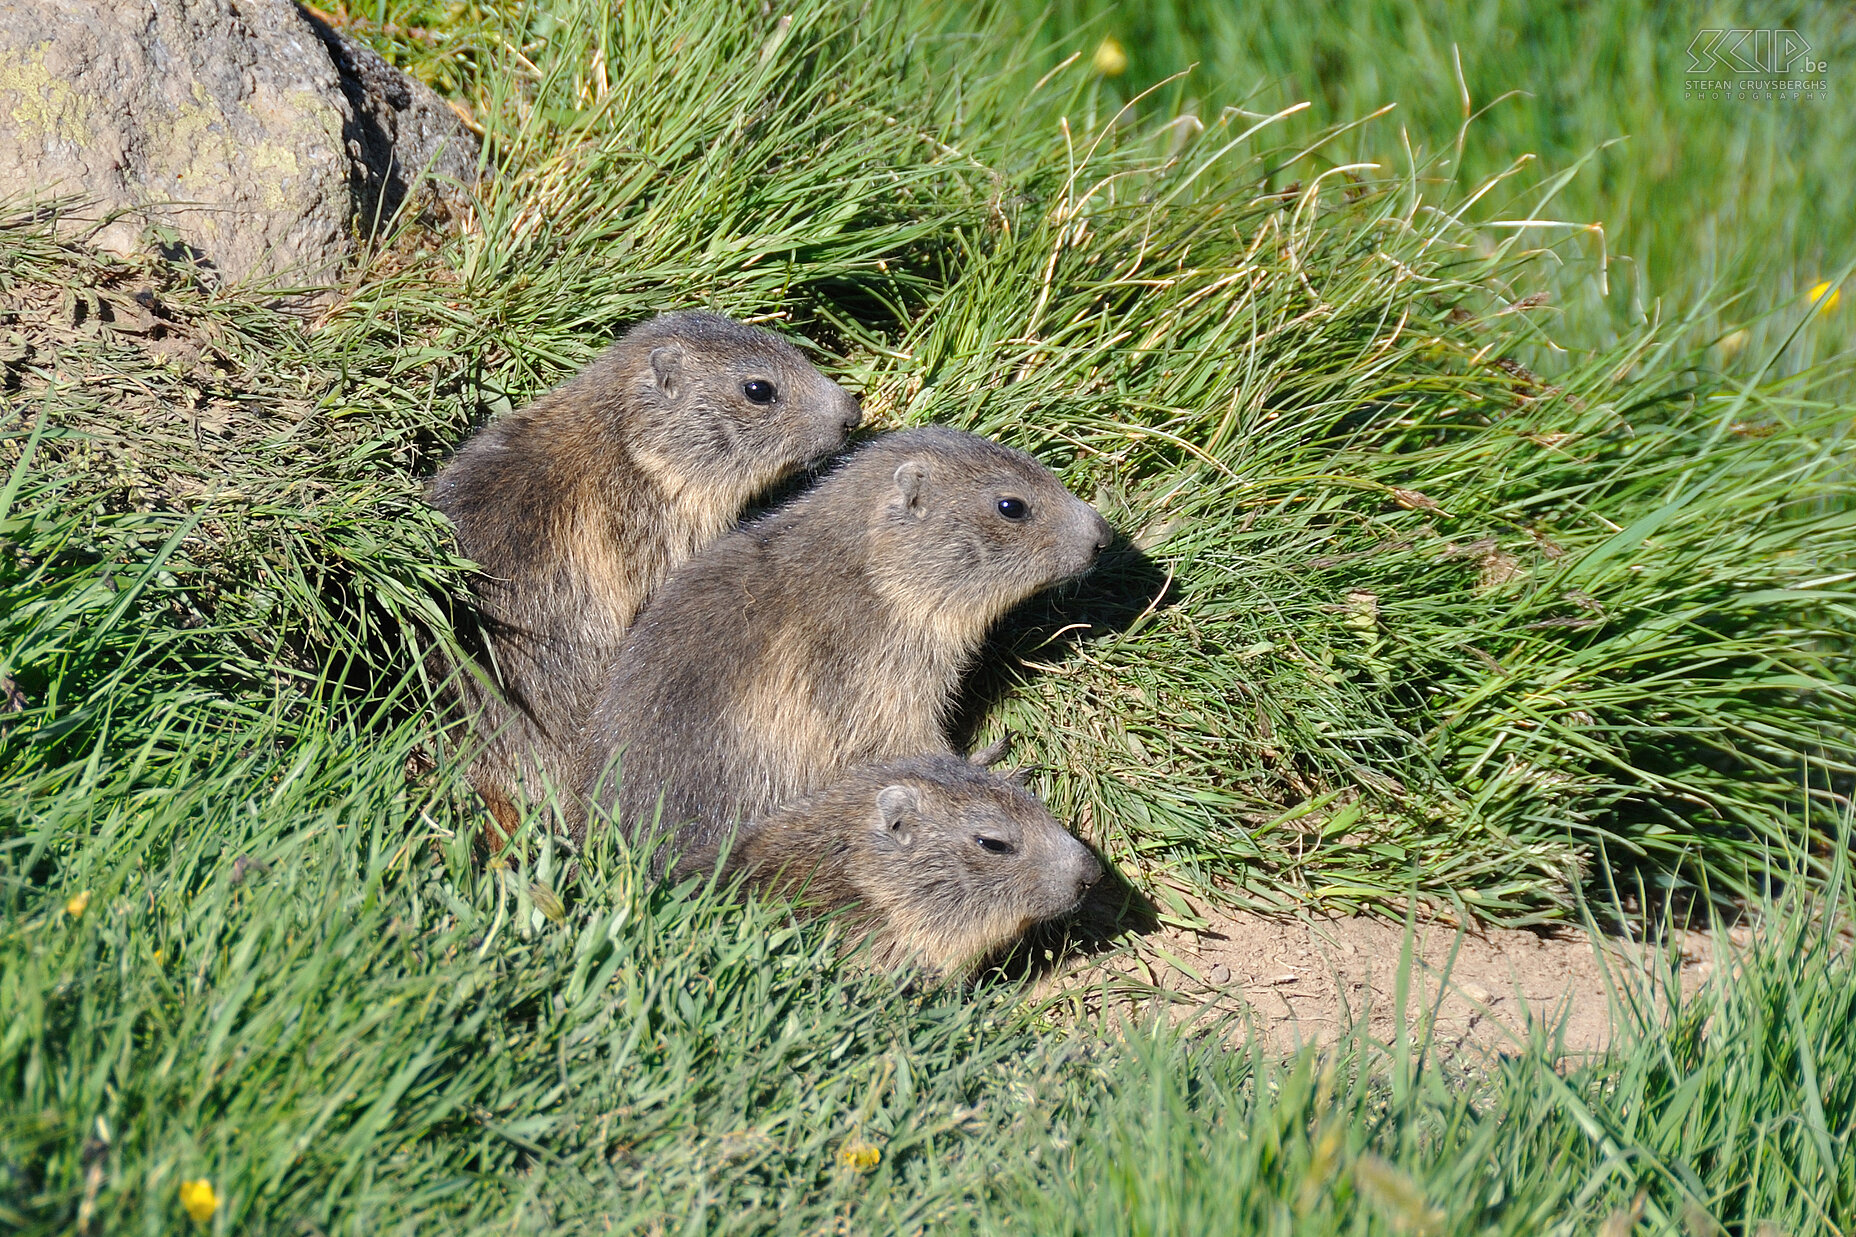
[1090,512,1114,555]
[841,393,864,432]
[1075,849,1105,892]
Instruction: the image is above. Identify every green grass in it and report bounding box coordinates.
[1007,0,1856,373]
[3,0,1854,1230]
[5,685,1852,1231]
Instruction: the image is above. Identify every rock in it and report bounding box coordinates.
[1207,963,1231,986]
[0,0,478,286]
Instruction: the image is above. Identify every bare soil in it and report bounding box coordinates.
[1040,897,1722,1060]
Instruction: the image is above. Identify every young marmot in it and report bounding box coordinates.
[579,426,1114,847]
[428,311,863,839]
[672,754,1104,976]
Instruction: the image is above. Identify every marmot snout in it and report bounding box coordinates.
[675,754,1104,976]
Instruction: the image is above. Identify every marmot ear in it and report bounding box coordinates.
[650,345,683,398]
[876,784,919,846]
[893,460,929,517]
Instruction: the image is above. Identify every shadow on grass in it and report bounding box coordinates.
[949,530,1177,754]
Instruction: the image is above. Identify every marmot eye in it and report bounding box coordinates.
[742,379,777,405]
[996,497,1030,521]
[975,835,1016,855]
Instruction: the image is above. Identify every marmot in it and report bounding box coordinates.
[671,754,1104,976]
[580,426,1114,847]
[428,311,863,839]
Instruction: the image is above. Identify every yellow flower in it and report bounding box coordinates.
[1808,281,1841,315]
[1092,36,1128,77]
[65,890,91,918]
[179,1178,220,1224]
[836,1138,881,1173]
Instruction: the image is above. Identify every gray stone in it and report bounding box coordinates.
[0,0,478,285]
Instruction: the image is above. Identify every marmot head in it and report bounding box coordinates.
[734,755,1105,976]
[618,311,863,504]
[852,428,1115,633]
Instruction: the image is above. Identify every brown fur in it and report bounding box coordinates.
[579,426,1114,848]
[672,755,1103,976]
[427,312,862,840]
